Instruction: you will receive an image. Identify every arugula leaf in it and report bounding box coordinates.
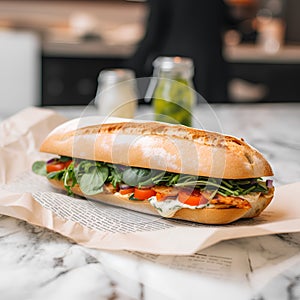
[76,160,95,174]
[62,162,77,195]
[78,165,108,195]
[122,167,152,187]
[46,170,64,181]
[32,161,47,176]
[107,164,122,188]
[174,176,268,196]
[45,162,77,195]
[122,167,166,187]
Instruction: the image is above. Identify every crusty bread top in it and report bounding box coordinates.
[40,116,273,179]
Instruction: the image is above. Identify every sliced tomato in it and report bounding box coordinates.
[46,160,72,173]
[178,189,208,206]
[46,162,66,173]
[119,188,135,195]
[134,188,156,200]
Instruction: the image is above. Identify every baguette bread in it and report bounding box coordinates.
[40,117,273,179]
[37,117,274,225]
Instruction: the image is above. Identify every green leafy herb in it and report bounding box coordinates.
[122,167,152,187]
[32,156,271,197]
[62,162,77,195]
[46,170,64,181]
[79,168,108,195]
[106,164,123,188]
[128,193,142,201]
[75,161,109,195]
[32,161,47,176]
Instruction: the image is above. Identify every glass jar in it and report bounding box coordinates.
[149,56,195,127]
[95,69,138,118]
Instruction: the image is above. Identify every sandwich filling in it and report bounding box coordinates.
[32,156,273,217]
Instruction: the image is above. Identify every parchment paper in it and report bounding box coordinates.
[0,107,299,255]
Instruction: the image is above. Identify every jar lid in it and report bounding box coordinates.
[98,69,135,84]
[153,56,194,76]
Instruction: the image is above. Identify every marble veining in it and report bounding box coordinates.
[0,103,300,300]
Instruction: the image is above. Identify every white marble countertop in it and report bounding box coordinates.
[0,103,300,300]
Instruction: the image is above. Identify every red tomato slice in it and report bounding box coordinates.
[119,188,135,195]
[134,188,156,200]
[178,190,208,206]
[46,162,66,173]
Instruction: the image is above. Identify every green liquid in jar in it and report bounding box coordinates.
[153,77,194,127]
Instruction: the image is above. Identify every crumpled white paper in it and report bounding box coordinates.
[0,107,299,255]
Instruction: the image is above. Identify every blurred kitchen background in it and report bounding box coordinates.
[0,0,299,115]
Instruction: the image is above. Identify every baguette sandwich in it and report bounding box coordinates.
[32,117,274,225]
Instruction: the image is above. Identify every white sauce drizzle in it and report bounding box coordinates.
[148,196,213,218]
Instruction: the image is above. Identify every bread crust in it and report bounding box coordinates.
[48,179,274,225]
[40,117,273,179]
